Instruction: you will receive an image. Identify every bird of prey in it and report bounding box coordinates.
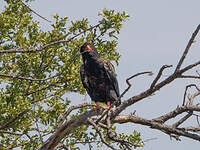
[80,42,121,111]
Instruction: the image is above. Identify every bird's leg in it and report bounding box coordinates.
[105,101,114,112]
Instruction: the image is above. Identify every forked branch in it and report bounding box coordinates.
[39,24,200,150]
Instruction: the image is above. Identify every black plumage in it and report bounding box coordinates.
[80,42,121,110]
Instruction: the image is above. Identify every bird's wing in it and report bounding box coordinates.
[80,65,91,95]
[100,58,120,98]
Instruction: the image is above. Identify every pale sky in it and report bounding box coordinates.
[1,0,200,149]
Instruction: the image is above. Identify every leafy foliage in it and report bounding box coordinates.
[0,0,141,149]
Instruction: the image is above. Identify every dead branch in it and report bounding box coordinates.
[121,71,152,99]
[172,112,193,128]
[113,114,200,141]
[39,24,200,150]
[57,103,96,129]
[189,88,200,105]
[39,110,103,150]
[182,84,197,106]
[153,105,200,123]
[180,60,200,74]
[179,75,200,79]
[20,1,52,23]
[179,126,200,132]
[150,65,172,89]
[175,24,200,72]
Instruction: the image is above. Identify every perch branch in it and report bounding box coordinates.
[39,24,200,150]
[96,71,152,124]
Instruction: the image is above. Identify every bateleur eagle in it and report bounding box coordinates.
[80,42,121,111]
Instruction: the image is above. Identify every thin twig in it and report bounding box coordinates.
[179,75,200,79]
[21,1,52,23]
[178,126,200,132]
[196,114,200,127]
[0,109,30,130]
[182,84,197,106]
[196,70,200,76]
[33,104,44,144]
[175,24,200,72]
[26,81,63,97]
[120,71,152,99]
[179,60,200,74]
[57,103,96,128]
[150,65,172,89]
[153,105,200,123]
[87,118,116,150]
[188,86,200,105]
[0,130,23,136]
[172,112,193,128]
[0,73,60,82]
[0,23,102,54]
[106,112,133,149]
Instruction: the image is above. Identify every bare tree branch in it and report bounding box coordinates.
[57,103,96,129]
[179,75,200,79]
[150,65,172,89]
[182,84,197,106]
[113,114,200,141]
[188,88,200,105]
[38,24,200,150]
[39,110,103,150]
[179,126,200,132]
[20,1,52,23]
[121,71,153,99]
[175,24,200,72]
[172,112,193,128]
[180,60,200,74]
[153,105,200,123]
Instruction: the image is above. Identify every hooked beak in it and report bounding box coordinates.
[81,45,92,54]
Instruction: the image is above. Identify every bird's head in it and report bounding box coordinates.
[80,42,94,54]
[80,42,99,59]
